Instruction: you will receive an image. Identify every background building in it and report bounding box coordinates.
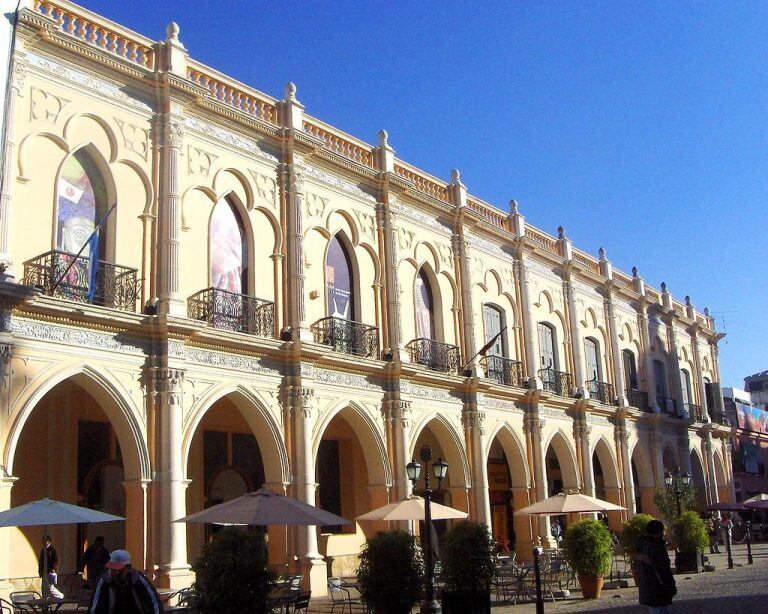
[723,384,768,502]
[0,0,733,597]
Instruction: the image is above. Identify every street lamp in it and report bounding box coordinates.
[664,470,691,517]
[407,445,448,614]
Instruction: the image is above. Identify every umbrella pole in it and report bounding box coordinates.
[42,525,48,600]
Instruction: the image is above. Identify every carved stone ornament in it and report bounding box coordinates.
[114,118,149,159]
[12,60,27,94]
[312,368,383,392]
[26,53,152,112]
[11,319,150,355]
[187,144,217,176]
[299,164,376,203]
[305,192,329,219]
[183,117,277,162]
[184,347,281,376]
[154,367,184,405]
[250,170,279,210]
[463,409,486,434]
[30,87,69,123]
[167,122,185,148]
[290,386,314,418]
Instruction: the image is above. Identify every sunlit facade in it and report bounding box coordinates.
[0,1,734,597]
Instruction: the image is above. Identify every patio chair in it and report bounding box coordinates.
[328,577,362,614]
[0,598,13,614]
[9,591,43,613]
[292,591,311,614]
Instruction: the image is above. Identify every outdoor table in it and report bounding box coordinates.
[15,597,79,613]
[512,564,536,604]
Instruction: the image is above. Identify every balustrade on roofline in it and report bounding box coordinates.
[33,0,155,70]
[303,119,377,169]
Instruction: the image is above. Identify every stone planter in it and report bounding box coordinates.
[674,550,702,573]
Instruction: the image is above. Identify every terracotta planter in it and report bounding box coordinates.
[577,574,604,599]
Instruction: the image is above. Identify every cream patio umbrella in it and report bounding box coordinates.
[743,494,768,509]
[514,492,626,516]
[356,496,468,522]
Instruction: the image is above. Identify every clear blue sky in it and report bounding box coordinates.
[82,0,767,387]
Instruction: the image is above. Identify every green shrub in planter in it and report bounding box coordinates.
[619,513,655,562]
[562,519,613,599]
[672,512,709,554]
[356,530,423,614]
[192,527,274,614]
[439,521,496,614]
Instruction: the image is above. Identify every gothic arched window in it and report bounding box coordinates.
[210,197,247,294]
[326,234,355,321]
[56,149,108,260]
[415,268,435,340]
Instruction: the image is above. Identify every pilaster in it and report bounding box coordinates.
[462,396,490,529]
[0,475,18,599]
[524,408,552,546]
[376,195,408,361]
[603,285,627,407]
[516,257,540,387]
[451,177,478,372]
[638,296,661,412]
[564,273,587,397]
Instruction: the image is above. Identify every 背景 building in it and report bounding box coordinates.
[723,385,768,502]
[0,0,734,596]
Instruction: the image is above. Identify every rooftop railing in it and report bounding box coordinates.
[187,287,274,337]
[406,338,460,374]
[310,316,379,358]
[23,250,140,312]
[303,120,376,169]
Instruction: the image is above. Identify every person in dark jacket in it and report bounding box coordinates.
[82,536,111,588]
[38,535,64,599]
[634,520,676,614]
[89,549,163,614]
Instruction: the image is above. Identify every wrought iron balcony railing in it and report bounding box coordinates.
[686,403,704,423]
[587,380,617,405]
[712,412,731,427]
[538,368,573,397]
[23,250,140,312]
[188,287,274,337]
[311,316,379,358]
[657,396,679,416]
[406,338,460,374]
[627,388,650,411]
[481,355,525,388]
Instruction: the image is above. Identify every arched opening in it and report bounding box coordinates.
[486,428,529,553]
[210,196,248,294]
[8,375,145,583]
[592,440,622,530]
[544,433,579,539]
[663,446,679,472]
[690,451,708,511]
[326,233,356,321]
[185,392,285,569]
[631,443,656,516]
[623,349,639,392]
[415,267,436,340]
[315,406,389,578]
[654,359,669,408]
[714,452,729,503]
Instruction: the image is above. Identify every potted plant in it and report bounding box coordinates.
[357,530,424,614]
[671,511,709,573]
[192,527,274,614]
[439,521,496,614]
[562,519,613,599]
[619,513,654,578]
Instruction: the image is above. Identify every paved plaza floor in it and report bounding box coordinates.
[308,542,768,613]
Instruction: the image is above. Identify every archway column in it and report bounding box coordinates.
[510,486,533,561]
[288,386,326,596]
[123,478,150,573]
[386,399,413,502]
[525,410,553,547]
[464,403,490,530]
[603,486,623,530]
[575,420,594,497]
[154,367,191,588]
[616,421,636,516]
[703,431,719,505]
[0,475,18,598]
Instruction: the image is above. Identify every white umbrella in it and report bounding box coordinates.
[174,487,350,526]
[743,494,768,510]
[356,496,468,522]
[0,498,125,598]
[515,492,626,516]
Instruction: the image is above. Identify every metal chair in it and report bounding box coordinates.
[327,577,361,614]
[292,591,311,614]
[10,591,44,613]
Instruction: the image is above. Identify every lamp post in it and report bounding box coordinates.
[407,445,448,614]
[664,470,691,517]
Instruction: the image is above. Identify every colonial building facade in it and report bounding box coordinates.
[0,0,733,596]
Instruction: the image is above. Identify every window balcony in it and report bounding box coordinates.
[587,380,617,405]
[406,338,460,374]
[187,287,274,337]
[481,355,525,388]
[23,250,140,312]
[685,403,704,423]
[657,396,679,417]
[626,388,650,411]
[538,367,573,397]
[712,412,731,427]
[311,316,379,358]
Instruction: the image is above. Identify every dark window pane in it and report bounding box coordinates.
[318,440,342,533]
[78,421,110,492]
[232,432,264,491]
[203,431,227,487]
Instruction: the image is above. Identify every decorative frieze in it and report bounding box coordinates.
[390,201,451,232]
[402,381,459,403]
[184,347,281,376]
[183,116,277,162]
[11,319,149,355]
[299,164,376,203]
[312,368,383,392]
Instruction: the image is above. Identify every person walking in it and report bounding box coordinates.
[634,519,676,614]
[81,536,111,588]
[38,535,65,599]
[89,549,164,613]
[707,515,720,554]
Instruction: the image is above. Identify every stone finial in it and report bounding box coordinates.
[557,226,565,239]
[661,281,667,293]
[509,199,519,214]
[284,82,297,102]
[632,266,638,278]
[166,22,180,41]
[704,307,710,317]
[598,246,606,261]
[450,168,464,186]
[685,295,692,307]
[378,129,389,147]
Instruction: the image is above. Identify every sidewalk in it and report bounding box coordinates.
[307,542,768,613]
